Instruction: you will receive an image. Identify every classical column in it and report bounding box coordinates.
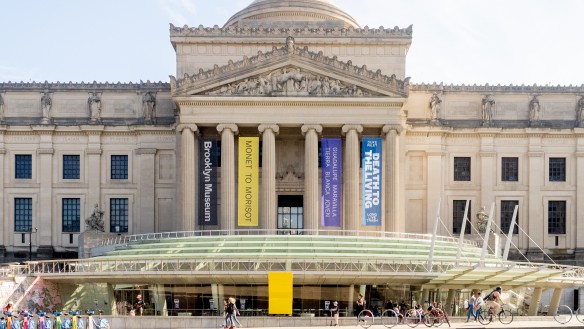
[577,150,584,256]
[342,125,363,232]
[426,151,444,234]
[35,127,55,256]
[179,124,198,231]
[527,133,544,256]
[136,148,157,233]
[259,124,279,231]
[217,124,238,231]
[0,130,5,250]
[383,125,403,233]
[301,124,322,234]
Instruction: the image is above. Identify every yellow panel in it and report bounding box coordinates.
[238,137,259,226]
[268,272,293,315]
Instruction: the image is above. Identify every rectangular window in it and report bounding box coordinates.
[15,198,33,232]
[501,157,518,182]
[452,200,471,234]
[111,155,128,179]
[549,158,566,182]
[548,201,566,234]
[453,157,471,181]
[62,198,80,232]
[15,154,32,179]
[110,198,129,233]
[63,155,80,179]
[500,200,519,234]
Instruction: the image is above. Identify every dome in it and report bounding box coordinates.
[224,0,360,29]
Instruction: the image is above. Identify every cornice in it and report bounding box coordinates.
[171,40,410,97]
[411,83,584,94]
[174,99,403,108]
[0,81,169,92]
[170,24,413,39]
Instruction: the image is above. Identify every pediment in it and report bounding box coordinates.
[171,38,409,98]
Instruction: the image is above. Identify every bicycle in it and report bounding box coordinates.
[357,309,374,328]
[380,309,399,328]
[477,305,513,325]
[575,306,584,324]
[424,306,450,327]
[403,308,424,328]
[553,305,572,324]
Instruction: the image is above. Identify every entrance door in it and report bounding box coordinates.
[277,195,303,235]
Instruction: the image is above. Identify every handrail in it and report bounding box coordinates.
[97,229,480,248]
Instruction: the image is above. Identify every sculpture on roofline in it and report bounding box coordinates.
[41,91,52,123]
[481,94,495,126]
[529,95,541,125]
[143,91,157,122]
[88,91,102,123]
[429,92,442,122]
[576,96,584,127]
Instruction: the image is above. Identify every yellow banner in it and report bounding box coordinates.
[268,272,293,315]
[238,137,259,226]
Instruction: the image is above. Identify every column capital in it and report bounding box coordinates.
[259,124,280,135]
[217,123,239,135]
[177,123,198,133]
[382,124,403,135]
[301,124,322,136]
[341,124,363,135]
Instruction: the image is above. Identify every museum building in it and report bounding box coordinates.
[1,0,584,320]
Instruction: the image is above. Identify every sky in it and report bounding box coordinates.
[1,0,583,86]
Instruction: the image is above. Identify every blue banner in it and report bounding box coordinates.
[321,138,342,227]
[198,137,218,226]
[362,137,382,226]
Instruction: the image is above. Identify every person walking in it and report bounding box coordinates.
[465,292,476,322]
[224,297,241,329]
[356,293,365,317]
[473,292,483,322]
[330,301,339,326]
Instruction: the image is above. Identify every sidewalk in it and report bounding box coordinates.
[261,321,584,328]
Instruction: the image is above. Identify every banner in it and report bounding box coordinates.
[268,272,293,315]
[198,137,218,226]
[362,137,382,226]
[238,137,259,226]
[321,138,342,227]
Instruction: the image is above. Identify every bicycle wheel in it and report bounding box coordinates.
[498,309,514,324]
[381,309,398,328]
[404,311,420,328]
[424,314,442,327]
[478,309,492,325]
[358,309,374,328]
[554,305,572,324]
[575,307,584,324]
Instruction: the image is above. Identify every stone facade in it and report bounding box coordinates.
[0,0,583,264]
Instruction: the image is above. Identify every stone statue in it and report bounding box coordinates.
[429,92,442,121]
[142,91,157,122]
[0,93,4,121]
[481,94,495,125]
[41,91,52,123]
[285,36,295,52]
[88,92,102,122]
[476,206,489,234]
[85,203,105,232]
[576,96,584,127]
[529,95,541,124]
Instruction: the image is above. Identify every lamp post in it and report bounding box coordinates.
[29,227,38,262]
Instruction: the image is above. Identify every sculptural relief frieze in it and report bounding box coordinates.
[205,67,373,97]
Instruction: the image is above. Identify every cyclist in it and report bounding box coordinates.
[485,287,505,317]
